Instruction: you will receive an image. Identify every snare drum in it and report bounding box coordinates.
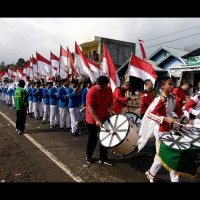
[99,114,140,157]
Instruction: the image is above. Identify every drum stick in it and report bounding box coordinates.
[174,121,189,129]
[101,125,111,132]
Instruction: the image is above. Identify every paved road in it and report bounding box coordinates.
[0,100,200,183]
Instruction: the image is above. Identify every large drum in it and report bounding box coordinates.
[99,114,140,157]
[158,133,200,178]
[124,112,142,130]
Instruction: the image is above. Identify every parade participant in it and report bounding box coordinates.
[78,81,85,125]
[14,80,28,135]
[32,80,43,120]
[11,82,17,108]
[85,75,114,165]
[49,80,60,128]
[173,81,193,113]
[141,77,190,182]
[57,79,71,131]
[185,80,200,128]
[113,81,136,114]
[81,79,93,124]
[140,79,154,118]
[27,82,34,117]
[42,82,51,124]
[67,79,81,136]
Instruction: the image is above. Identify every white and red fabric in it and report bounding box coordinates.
[59,46,68,79]
[36,52,52,78]
[74,41,95,83]
[32,56,39,80]
[126,54,157,85]
[100,42,120,92]
[138,39,147,61]
[17,66,25,80]
[11,68,16,80]
[50,52,60,79]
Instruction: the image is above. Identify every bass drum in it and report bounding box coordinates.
[124,112,142,129]
[99,114,139,157]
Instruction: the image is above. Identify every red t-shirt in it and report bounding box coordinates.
[173,87,186,110]
[86,85,113,124]
[140,91,154,115]
[113,87,129,114]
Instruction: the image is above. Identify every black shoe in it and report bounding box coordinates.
[42,120,45,124]
[86,157,95,164]
[99,159,115,166]
[66,127,71,131]
[72,132,79,136]
[60,128,65,132]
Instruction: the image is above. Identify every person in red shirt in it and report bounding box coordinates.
[85,76,114,165]
[113,81,136,114]
[173,82,193,113]
[140,79,154,118]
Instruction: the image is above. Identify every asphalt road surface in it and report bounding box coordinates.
[0,100,200,183]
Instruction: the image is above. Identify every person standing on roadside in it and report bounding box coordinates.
[14,80,28,135]
[85,76,114,166]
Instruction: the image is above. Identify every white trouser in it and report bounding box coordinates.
[149,130,179,182]
[50,105,59,126]
[33,102,39,119]
[29,101,33,113]
[59,107,71,128]
[79,105,85,122]
[69,107,79,134]
[43,104,50,122]
[12,96,15,107]
[38,101,43,118]
[8,95,12,105]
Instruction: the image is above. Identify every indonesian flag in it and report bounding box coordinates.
[126,54,157,85]
[17,66,25,80]
[36,52,52,78]
[138,39,147,61]
[11,68,16,79]
[59,46,68,79]
[7,66,12,79]
[50,52,60,79]
[67,47,79,80]
[0,71,8,80]
[86,57,103,80]
[100,42,120,92]
[29,57,34,80]
[74,41,95,83]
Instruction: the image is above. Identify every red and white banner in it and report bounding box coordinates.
[138,39,147,61]
[100,42,120,92]
[126,54,157,85]
[74,41,96,83]
[36,52,52,78]
[17,66,25,80]
[59,46,68,79]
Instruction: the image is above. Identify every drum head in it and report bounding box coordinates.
[99,114,129,148]
[124,112,141,129]
[189,127,200,135]
[160,134,191,150]
[183,134,200,147]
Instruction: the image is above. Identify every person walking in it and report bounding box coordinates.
[14,80,28,135]
[85,76,114,165]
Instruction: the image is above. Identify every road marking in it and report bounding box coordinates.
[0,110,83,183]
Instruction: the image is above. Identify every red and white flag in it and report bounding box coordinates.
[17,66,25,80]
[36,52,52,78]
[7,66,12,79]
[59,46,69,79]
[138,39,147,61]
[67,47,79,80]
[11,68,16,79]
[74,41,95,83]
[100,42,120,92]
[126,54,157,85]
[50,52,60,79]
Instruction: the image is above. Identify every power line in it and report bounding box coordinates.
[136,32,200,51]
[144,25,200,42]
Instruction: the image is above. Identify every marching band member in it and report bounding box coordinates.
[57,79,71,131]
[112,81,136,114]
[138,77,189,182]
[185,80,200,128]
[42,82,51,124]
[27,82,34,116]
[140,79,154,119]
[67,79,81,136]
[49,80,60,128]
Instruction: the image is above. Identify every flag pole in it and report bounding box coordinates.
[59,45,61,81]
[50,51,52,83]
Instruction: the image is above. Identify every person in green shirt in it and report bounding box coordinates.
[14,80,28,135]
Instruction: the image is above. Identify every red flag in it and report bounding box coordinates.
[100,42,120,92]
[138,39,147,61]
[127,54,157,85]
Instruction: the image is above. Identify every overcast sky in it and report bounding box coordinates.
[1,17,200,65]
